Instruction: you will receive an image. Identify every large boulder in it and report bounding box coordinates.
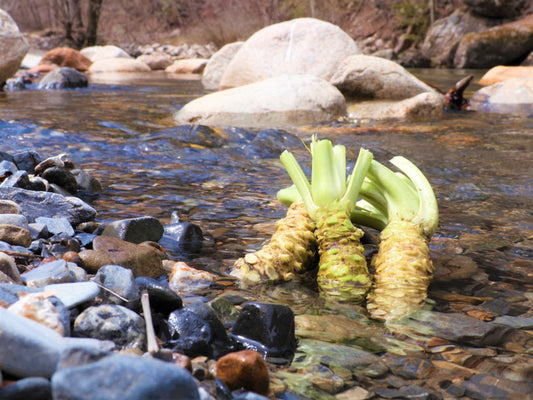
[479,65,533,84]
[219,18,360,89]
[165,59,208,74]
[0,9,29,85]
[174,74,346,128]
[421,9,501,67]
[454,14,533,68]
[201,42,244,90]
[80,45,132,62]
[88,58,151,73]
[469,77,533,114]
[330,55,438,100]
[463,0,528,18]
[38,47,92,72]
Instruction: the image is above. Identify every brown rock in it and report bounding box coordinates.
[0,200,21,214]
[216,350,270,395]
[39,47,92,72]
[165,59,208,74]
[0,252,21,283]
[78,236,165,277]
[0,224,31,247]
[136,53,173,70]
[479,65,533,85]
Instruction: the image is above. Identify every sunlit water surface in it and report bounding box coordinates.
[0,70,531,307]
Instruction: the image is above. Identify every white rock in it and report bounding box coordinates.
[88,58,151,73]
[167,260,215,296]
[8,293,65,335]
[81,45,132,62]
[0,9,29,84]
[469,77,533,115]
[331,55,438,100]
[220,18,360,89]
[347,92,446,121]
[175,74,346,128]
[165,58,208,74]
[202,41,243,90]
[44,281,100,308]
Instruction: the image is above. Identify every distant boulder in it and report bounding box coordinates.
[479,65,533,85]
[89,58,151,73]
[463,0,528,18]
[165,59,208,74]
[469,77,533,115]
[330,55,438,100]
[174,74,346,129]
[81,45,132,62]
[454,14,533,68]
[38,67,88,90]
[421,9,501,67]
[219,18,360,89]
[0,9,30,85]
[136,53,173,70]
[38,47,92,72]
[202,42,243,91]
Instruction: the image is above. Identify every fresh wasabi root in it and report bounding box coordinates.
[230,202,317,286]
[366,220,434,321]
[315,207,371,303]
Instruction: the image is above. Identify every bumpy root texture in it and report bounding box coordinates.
[366,220,434,321]
[230,202,317,286]
[315,208,371,304]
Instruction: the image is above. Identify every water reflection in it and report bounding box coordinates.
[0,71,531,294]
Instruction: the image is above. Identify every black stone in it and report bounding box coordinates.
[37,67,88,90]
[102,216,164,244]
[13,151,41,174]
[41,166,78,194]
[229,302,297,364]
[167,309,213,358]
[160,222,204,256]
[135,276,183,316]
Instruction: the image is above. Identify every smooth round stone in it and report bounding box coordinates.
[37,67,88,90]
[94,264,139,306]
[101,216,164,244]
[216,350,270,396]
[0,199,21,214]
[167,309,213,358]
[51,354,200,400]
[73,304,146,350]
[0,213,29,229]
[44,281,101,308]
[0,251,21,283]
[8,292,68,335]
[0,224,32,247]
[135,276,182,316]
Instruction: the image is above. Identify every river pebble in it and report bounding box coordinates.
[216,350,270,396]
[73,304,146,350]
[135,275,182,315]
[51,354,200,400]
[101,216,164,244]
[94,264,140,307]
[44,281,100,308]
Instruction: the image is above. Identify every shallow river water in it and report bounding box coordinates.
[0,69,532,397]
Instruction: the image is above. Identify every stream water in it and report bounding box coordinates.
[0,69,532,396]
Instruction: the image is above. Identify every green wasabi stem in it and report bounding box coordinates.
[358,157,439,321]
[280,138,374,303]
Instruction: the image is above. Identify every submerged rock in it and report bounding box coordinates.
[38,47,92,72]
[174,74,346,129]
[469,77,533,115]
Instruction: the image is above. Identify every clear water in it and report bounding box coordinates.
[0,70,531,297]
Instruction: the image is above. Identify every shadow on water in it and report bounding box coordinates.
[0,70,531,302]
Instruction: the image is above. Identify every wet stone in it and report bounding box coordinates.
[35,216,74,237]
[167,309,213,358]
[208,295,241,329]
[216,350,270,396]
[0,213,29,229]
[461,373,533,400]
[12,150,41,174]
[0,199,21,214]
[160,221,204,256]
[21,259,75,287]
[0,224,32,247]
[229,302,297,364]
[38,67,88,90]
[373,385,433,399]
[382,355,435,380]
[0,377,52,400]
[0,170,33,190]
[396,309,511,347]
[73,304,146,350]
[0,251,21,283]
[135,276,183,316]
[101,216,164,244]
[492,315,533,329]
[0,187,96,225]
[51,354,200,400]
[94,264,140,307]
